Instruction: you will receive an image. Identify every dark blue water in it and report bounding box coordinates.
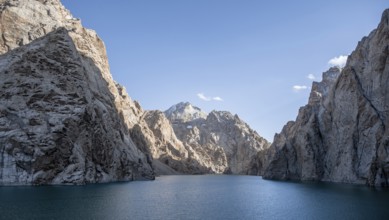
[0,175,388,220]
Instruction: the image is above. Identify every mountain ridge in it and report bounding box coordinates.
[164,102,270,175]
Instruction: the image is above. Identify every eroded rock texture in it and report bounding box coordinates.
[0,28,154,185]
[264,9,389,186]
[0,0,154,185]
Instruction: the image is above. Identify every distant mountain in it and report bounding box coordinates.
[131,102,270,175]
[165,102,207,123]
[165,102,270,175]
[264,9,389,187]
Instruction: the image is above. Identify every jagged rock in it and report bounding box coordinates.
[264,9,389,187]
[130,109,221,175]
[0,0,144,130]
[131,110,204,175]
[0,28,154,185]
[128,101,270,176]
[165,102,270,175]
[0,0,154,185]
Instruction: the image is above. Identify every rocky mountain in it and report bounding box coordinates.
[130,110,212,175]
[130,102,270,176]
[0,0,154,185]
[0,0,271,184]
[264,9,389,187]
[165,102,270,175]
[165,102,207,123]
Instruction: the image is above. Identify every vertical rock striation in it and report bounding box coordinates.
[264,9,389,186]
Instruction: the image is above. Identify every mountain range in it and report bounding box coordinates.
[0,0,388,187]
[0,0,269,185]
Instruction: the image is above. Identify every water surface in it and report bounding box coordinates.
[0,175,388,219]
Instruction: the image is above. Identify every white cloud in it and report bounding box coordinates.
[328,55,348,68]
[293,85,308,92]
[213,97,223,101]
[197,93,223,102]
[197,93,211,101]
[307,74,316,80]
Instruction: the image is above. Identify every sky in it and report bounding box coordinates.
[62,0,389,141]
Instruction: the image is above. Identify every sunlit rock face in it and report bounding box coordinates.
[0,0,154,185]
[264,9,389,187]
[165,102,270,175]
[130,110,212,175]
[129,101,270,176]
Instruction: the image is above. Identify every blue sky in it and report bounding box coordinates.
[62,0,388,141]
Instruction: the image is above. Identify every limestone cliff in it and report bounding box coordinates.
[264,9,389,187]
[0,0,154,185]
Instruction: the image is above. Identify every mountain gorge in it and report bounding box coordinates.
[264,9,389,187]
[0,0,269,184]
[1,0,388,187]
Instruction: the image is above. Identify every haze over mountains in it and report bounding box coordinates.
[0,0,388,187]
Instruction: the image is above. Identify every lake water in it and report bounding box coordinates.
[0,175,388,220]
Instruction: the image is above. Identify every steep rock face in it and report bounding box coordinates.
[0,0,154,185]
[0,0,144,130]
[131,110,204,174]
[264,9,389,186]
[131,109,223,175]
[165,102,270,175]
[0,28,153,185]
[264,68,341,181]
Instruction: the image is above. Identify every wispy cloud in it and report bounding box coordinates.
[197,93,211,101]
[293,85,308,92]
[307,74,316,80]
[213,97,223,101]
[328,55,348,68]
[197,93,223,102]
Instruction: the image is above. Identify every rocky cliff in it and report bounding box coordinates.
[0,0,154,185]
[130,101,270,175]
[165,102,270,175]
[264,9,389,187]
[130,110,212,175]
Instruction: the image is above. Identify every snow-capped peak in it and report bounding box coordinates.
[164,102,207,123]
